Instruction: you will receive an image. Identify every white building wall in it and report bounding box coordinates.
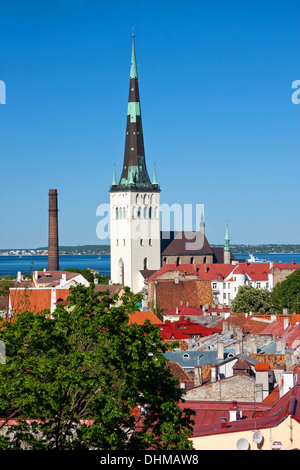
[110,190,161,293]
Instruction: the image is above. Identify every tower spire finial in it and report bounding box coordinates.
[132,26,135,37]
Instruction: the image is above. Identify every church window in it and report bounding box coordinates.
[149,239,152,246]
[116,239,119,246]
[143,257,148,269]
[149,207,152,219]
[137,207,141,218]
[123,207,126,219]
[140,239,143,246]
[116,207,119,220]
[119,207,122,219]
[144,207,147,218]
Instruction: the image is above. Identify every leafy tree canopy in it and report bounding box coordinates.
[231,285,276,315]
[271,269,300,314]
[0,285,194,450]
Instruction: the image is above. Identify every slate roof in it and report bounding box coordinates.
[161,232,214,256]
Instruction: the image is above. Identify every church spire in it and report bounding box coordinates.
[224,224,230,251]
[114,33,158,191]
[224,224,231,264]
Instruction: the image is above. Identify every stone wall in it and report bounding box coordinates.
[186,375,259,402]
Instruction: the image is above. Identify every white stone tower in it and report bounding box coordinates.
[109,35,161,293]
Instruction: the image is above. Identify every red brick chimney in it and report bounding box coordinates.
[48,189,59,271]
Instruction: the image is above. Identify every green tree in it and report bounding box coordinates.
[65,268,110,285]
[271,270,300,314]
[0,276,14,298]
[0,285,194,450]
[231,285,276,315]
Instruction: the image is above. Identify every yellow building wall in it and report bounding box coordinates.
[191,417,300,450]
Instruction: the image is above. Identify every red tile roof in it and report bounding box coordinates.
[182,382,300,438]
[261,322,300,349]
[9,288,52,315]
[162,305,204,317]
[149,261,300,284]
[128,310,162,325]
[157,318,219,340]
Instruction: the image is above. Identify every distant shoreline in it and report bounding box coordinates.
[1,244,300,256]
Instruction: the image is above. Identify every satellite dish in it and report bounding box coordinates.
[236,438,250,450]
[253,430,263,445]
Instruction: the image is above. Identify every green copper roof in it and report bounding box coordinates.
[130,37,138,79]
[152,163,158,185]
[112,163,117,185]
[224,225,230,251]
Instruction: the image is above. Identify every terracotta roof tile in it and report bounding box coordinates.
[128,310,162,325]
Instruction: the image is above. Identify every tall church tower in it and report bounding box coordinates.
[109,34,161,293]
[224,224,231,264]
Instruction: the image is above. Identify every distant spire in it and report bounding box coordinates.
[224,224,230,251]
[112,163,117,186]
[130,30,138,79]
[200,206,205,234]
[152,163,158,185]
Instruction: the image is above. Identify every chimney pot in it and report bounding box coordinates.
[221,417,227,429]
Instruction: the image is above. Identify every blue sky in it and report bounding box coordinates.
[0,0,299,249]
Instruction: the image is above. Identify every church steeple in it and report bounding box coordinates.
[113,34,159,191]
[224,225,230,251]
[224,224,231,264]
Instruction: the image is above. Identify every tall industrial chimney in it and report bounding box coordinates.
[48,189,59,271]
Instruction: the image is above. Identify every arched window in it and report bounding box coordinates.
[144,207,148,219]
[123,207,126,219]
[143,257,148,270]
[116,207,119,220]
[118,258,124,285]
[149,207,152,219]
[119,207,122,219]
[137,207,141,218]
